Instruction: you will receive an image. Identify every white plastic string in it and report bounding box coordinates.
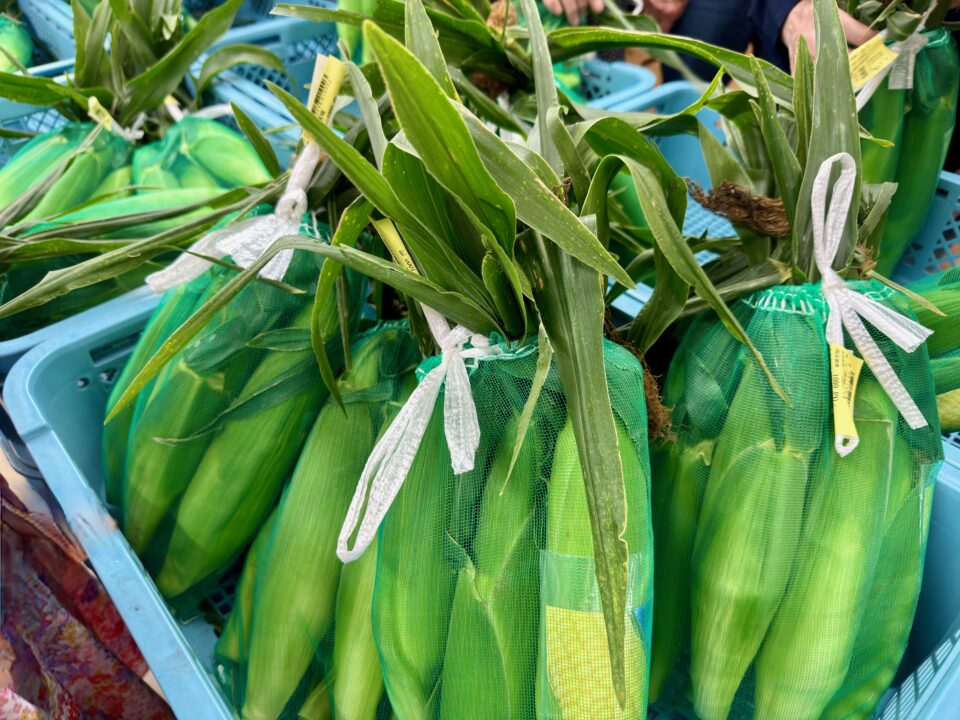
[855,8,934,111]
[337,306,500,563]
[146,143,323,292]
[811,152,932,455]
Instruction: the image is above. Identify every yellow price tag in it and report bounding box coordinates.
[849,35,898,89]
[306,55,346,132]
[829,343,864,450]
[86,96,115,130]
[373,218,419,275]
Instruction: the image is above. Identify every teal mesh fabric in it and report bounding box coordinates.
[649,281,942,720]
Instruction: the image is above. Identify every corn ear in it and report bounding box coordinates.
[439,415,540,720]
[241,331,387,720]
[537,420,647,720]
[754,381,893,719]
[690,360,809,720]
[373,412,456,720]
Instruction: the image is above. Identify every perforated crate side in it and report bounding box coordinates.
[893,173,960,285]
[0,59,72,165]
[17,0,76,60]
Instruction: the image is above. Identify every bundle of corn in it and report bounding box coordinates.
[0,15,32,71]
[909,267,960,432]
[647,2,945,718]
[217,322,420,720]
[851,0,959,275]
[103,224,366,609]
[0,0,287,337]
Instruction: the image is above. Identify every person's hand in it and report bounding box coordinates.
[644,0,689,32]
[781,0,877,71]
[542,0,605,26]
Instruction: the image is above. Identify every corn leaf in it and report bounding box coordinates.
[794,0,861,277]
[459,111,634,287]
[120,0,242,124]
[364,22,517,253]
[196,44,291,97]
[230,103,281,177]
[547,28,793,105]
[344,59,387,168]
[515,229,630,708]
[404,0,458,99]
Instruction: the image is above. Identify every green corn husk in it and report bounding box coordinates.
[754,381,893,719]
[0,124,91,208]
[689,359,810,720]
[24,131,132,221]
[92,165,134,199]
[537,419,649,720]
[330,537,383,720]
[102,274,210,506]
[241,325,417,720]
[909,267,960,359]
[120,269,251,556]
[153,312,330,600]
[373,410,456,720]
[439,414,541,720]
[0,17,33,71]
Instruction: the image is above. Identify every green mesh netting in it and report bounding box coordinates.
[861,29,959,275]
[132,117,272,191]
[649,280,943,720]
[369,337,653,720]
[104,225,366,610]
[216,321,421,720]
[909,267,960,433]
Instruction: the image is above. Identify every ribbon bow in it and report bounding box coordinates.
[337,306,499,563]
[812,153,932,455]
[146,143,323,292]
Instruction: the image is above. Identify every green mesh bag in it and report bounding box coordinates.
[131,117,272,191]
[909,267,960,433]
[861,29,959,275]
[215,321,421,720]
[111,228,366,609]
[344,336,653,720]
[649,281,943,720]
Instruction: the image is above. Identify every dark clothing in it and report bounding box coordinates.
[749,0,796,72]
[662,0,795,81]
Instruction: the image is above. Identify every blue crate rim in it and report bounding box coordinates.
[2,288,235,720]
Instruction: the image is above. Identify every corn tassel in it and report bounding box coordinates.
[439,415,540,720]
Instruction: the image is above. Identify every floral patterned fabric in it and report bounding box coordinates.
[1,469,173,720]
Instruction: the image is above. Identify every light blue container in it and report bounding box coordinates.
[215,16,657,164]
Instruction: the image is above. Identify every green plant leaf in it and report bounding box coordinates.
[196,44,291,97]
[404,0,458,98]
[794,0,861,277]
[460,111,635,287]
[520,0,561,176]
[547,27,794,105]
[629,245,689,352]
[364,21,517,253]
[449,67,526,135]
[515,229,629,709]
[344,59,387,168]
[120,0,243,124]
[0,71,89,107]
[230,103,281,177]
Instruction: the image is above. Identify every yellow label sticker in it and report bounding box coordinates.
[373,218,419,275]
[86,96,114,130]
[306,55,346,129]
[830,343,864,446]
[849,35,898,89]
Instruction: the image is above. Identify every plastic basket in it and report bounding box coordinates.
[17,0,76,61]
[5,291,960,720]
[892,172,960,285]
[215,16,657,163]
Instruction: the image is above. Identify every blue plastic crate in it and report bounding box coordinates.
[893,172,960,285]
[214,16,656,164]
[0,58,71,166]
[4,294,960,720]
[17,0,76,61]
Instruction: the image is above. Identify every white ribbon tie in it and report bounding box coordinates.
[337,306,499,563]
[812,152,932,455]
